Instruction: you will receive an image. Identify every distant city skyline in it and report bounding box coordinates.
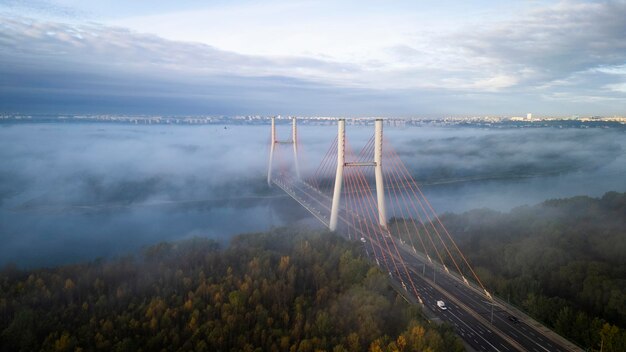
[1,0,626,116]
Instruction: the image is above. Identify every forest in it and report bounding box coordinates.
[0,228,463,352]
[437,191,626,351]
[2,191,624,351]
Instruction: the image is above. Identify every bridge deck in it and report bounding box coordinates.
[273,177,582,352]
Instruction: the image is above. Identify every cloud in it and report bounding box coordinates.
[453,0,626,89]
[2,2,626,116]
[359,1,626,94]
[606,83,626,93]
[0,0,83,19]
[1,15,415,115]
[0,16,376,115]
[0,15,359,85]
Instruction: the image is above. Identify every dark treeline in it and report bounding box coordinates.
[438,191,626,351]
[0,228,463,352]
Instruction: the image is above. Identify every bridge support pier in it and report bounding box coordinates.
[329,119,345,231]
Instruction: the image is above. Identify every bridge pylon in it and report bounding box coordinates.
[267,117,276,186]
[374,119,387,227]
[292,117,300,179]
[267,116,300,186]
[329,118,387,231]
[329,119,345,231]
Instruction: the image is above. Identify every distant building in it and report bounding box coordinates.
[527,113,532,120]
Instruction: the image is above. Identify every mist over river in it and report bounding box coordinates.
[1,122,625,267]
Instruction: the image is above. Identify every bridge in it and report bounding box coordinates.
[267,117,582,352]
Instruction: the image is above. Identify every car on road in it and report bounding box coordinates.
[508,315,520,323]
[436,300,447,310]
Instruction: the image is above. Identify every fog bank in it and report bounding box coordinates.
[1,122,624,267]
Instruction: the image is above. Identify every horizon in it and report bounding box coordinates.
[2,112,626,121]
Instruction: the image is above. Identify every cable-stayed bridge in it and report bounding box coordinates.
[267,117,582,352]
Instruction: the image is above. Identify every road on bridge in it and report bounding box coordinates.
[273,177,580,352]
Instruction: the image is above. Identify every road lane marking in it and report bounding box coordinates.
[447,310,502,352]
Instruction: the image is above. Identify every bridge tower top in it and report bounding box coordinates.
[329,118,387,231]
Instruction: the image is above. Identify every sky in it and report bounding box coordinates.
[1,0,626,116]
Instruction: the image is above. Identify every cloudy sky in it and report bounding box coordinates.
[1,0,625,116]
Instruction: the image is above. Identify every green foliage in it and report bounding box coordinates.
[438,191,626,351]
[0,230,459,351]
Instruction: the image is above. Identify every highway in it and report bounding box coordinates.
[273,177,580,352]
[394,245,572,352]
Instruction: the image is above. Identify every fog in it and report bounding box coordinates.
[1,122,625,267]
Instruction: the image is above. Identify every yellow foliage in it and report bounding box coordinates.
[54,332,72,351]
[396,335,407,351]
[279,256,291,272]
[184,298,193,311]
[369,339,384,352]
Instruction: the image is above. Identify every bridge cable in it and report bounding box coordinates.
[345,139,387,263]
[387,145,488,293]
[386,147,447,268]
[308,135,336,190]
[384,145,433,260]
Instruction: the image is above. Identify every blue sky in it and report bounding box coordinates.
[1,0,626,116]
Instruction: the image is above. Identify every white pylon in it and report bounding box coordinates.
[329,119,345,231]
[374,119,387,227]
[329,118,387,231]
[268,116,300,186]
[292,117,300,179]
[267,116,276,186]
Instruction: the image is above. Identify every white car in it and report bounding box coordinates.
[436,300,447,310]
[360,237,367,243]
